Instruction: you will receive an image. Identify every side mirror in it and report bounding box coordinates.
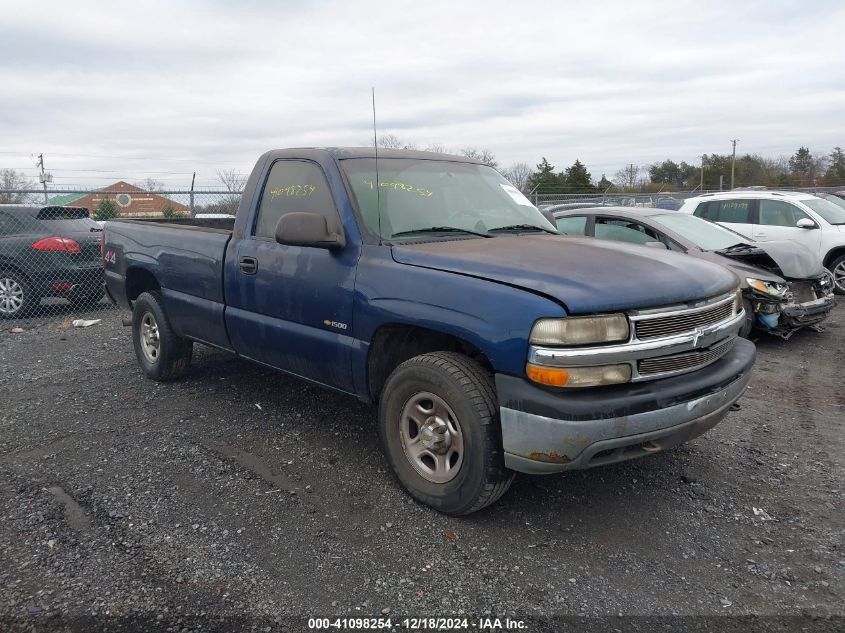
[796,218,817,229]
[644,241,668,249]
[275,212,346,250]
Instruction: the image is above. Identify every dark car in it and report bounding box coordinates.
[553,206,835,339]
[0,205,104,318]
[653,195,683,210]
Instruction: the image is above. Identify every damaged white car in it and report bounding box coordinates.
[552,207,835,339]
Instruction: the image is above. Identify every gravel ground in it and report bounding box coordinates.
[0,303,842,632]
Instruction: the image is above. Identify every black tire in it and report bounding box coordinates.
[132,291,193,381]
[739,298,755,338]
[378,351,514,515]
[829,255,845,295]
[0,269,36,319]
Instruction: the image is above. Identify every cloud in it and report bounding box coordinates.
[1,0,843,186]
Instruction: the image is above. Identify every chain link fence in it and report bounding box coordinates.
[2,184,842,322]
[0,189,241,322]
[532,185,845,209]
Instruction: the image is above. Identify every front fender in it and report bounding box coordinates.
[352,247,565,393]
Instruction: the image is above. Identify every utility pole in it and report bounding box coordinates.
[729,139,738,189]
[36,153,51,203]
[190,171,196,216]
[700,155,705,191]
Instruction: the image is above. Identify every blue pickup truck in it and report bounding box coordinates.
[103,148,756,515]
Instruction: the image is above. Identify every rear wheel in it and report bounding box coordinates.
[378,351,514,515]
[830,255,845,295]
[132,291,193,381]
[0,271,35,319]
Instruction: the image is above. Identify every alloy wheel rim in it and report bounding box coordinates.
[834,261,845,293]
[399,391,464,484]
[139,312,161,363]
[0,277,24,315]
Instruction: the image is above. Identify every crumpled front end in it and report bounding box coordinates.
[751,272,835,338]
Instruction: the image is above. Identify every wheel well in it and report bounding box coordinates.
[367,324,493,403]
[823,247,845,269]
[0,260,31,284]
[125,267,160,302]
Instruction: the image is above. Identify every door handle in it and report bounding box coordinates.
[238,256,258,275]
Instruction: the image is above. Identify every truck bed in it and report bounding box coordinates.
[104,218,234,349]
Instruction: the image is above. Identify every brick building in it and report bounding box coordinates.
[49,181,189,217]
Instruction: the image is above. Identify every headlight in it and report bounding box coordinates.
[530,314,629,346]
[746,277,788,299]
[526,362,632,388]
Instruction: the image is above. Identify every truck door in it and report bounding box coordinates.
[224,159,357,393]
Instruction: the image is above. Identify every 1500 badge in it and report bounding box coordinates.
[323,320,347,330]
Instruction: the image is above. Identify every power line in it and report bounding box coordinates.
[0,150,247,165]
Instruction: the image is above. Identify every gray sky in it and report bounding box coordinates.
[1,0,843,188]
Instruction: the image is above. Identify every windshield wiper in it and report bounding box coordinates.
[389,226,492,239]
[716,242,753,252]
[487,224,558,235]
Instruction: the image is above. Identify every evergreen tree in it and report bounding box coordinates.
[527,157,560,193]
[94,198,118,221]
[561,159,595,192]
[824,147,845,185]
[788,147,813,175]
[161,204,184,219]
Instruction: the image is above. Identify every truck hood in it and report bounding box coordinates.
[391,235,738,314]
[713,240,823,279]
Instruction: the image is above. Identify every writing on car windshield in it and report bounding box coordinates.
[362,180,433,198]
[340,158,556,240]
[270,184,316,198]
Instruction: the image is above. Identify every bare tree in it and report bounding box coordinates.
[613,164,641,189]
[135,177,164,192]
[0,169,36,203]
[216,169,247,215]
[500,162,532,192]
[424,143,449,154]
[217,169,246,193]
[377,134,417,150]
[459,147,498,168]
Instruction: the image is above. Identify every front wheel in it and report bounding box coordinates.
[378,351,514,515]
[830,255,845,295]
[132,291,193,381]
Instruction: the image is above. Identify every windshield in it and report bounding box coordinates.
[650,213,747,250]
[339,158,556,240]
[803,197,845,224]
[820,193,845,210]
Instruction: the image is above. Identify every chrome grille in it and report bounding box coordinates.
[634,300,733,340]
[638,339,734,376]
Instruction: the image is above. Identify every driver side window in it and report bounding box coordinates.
[254,160,336,239]
[758,200,809,227]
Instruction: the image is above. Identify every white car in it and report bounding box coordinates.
[678,191,845,293]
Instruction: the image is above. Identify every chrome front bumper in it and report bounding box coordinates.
[498,337,757,474]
